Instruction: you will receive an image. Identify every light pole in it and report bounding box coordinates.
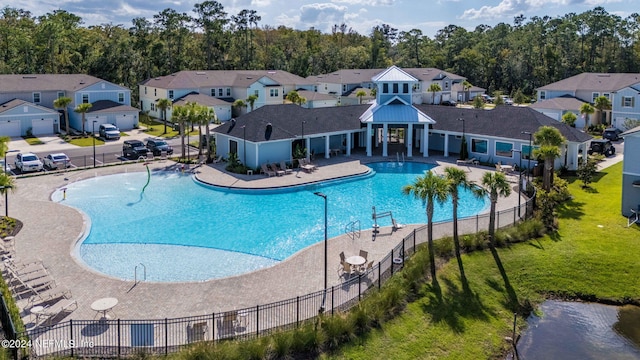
[241,125,247,166]
[314,191,328,314]
[92,120,97,168]
[512,149,523,218]
[301,120,307,161]
[521,131,533,185]
[0,185,12,217]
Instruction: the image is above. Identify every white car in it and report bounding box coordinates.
[14,152,43,172]
[43,153,71,169]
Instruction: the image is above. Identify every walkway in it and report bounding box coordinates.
[9,155,521,323]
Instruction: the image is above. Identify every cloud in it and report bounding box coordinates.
[460,0,622,21]
[299,3,347,24]
[331,0,395,5]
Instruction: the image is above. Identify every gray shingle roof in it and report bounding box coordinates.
[529,96,586,111]
[173,93,232,107]
[307,67,466,84]
[0,74,104,92]
[537,73,640,92]
[139,70,313,89]
[87,100,138,113]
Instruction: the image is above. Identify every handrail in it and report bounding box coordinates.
[345,220,361,240]
[134,263,146,284]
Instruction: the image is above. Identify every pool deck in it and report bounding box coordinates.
[9,154,522,323]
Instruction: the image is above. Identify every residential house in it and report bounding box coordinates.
[621,126,640,218]
[293,90,339,108]
[536,73,640,130]
[138,70,314,121]
[172,93,232,122]
[530,95,587,127]
[0,74,137,136]
[213,66,590,172]
[0,99,59,136]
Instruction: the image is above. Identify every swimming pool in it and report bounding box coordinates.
[53,162,489,282]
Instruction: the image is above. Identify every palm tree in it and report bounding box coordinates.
[370,86,377,98]
[561,112,577,127]
[402,171,448,282]
[355,89,367,104]
[232,99,247,117]
[171,105,189,161]
[443,166,478,277]
[428,83,441,104]
[462,80,472,102]
[246,94,258,112]
[53,97,72,136]
[203,107,216,162]
[594,96,612,126]
[580,103,595,129]
[0,136,9,159]
[479,172,511,249]
[73,103,93,135]
[156,98,172,134]
[533,126,566,191]
[0,172,16,215]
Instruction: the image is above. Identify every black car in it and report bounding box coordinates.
[441,100,457,106]
[145,139,174,156]
[587,139,616,156]
[123,140,149,159]
[602,128,622,141]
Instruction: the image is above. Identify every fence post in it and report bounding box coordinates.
[296,296,300,328]
[164,318,168,355]
[413,229,416,252]
[358,274,362,301]
[378,262,381,290]
[117,319,121,358]
[497,209,500,228]
[390,249,394,276]
[212,313,215,340]
[255,305,259,337]
[476,214,479,232]
[331,286,335,315]
[70,319,74,358]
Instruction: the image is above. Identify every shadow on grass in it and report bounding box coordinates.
[581,186,599,194]
[421,274,491,334]
[527,238,545,250]
[488,245,520,312]
[547,230,562,242]
[556,199,586,220]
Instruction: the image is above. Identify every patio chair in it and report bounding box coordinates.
[360,261,374,273]
[359,250,368,262]
[34,298,77,327]
[628,205,639,227]
[279,161,293,174]
[270,163,285,176]
[212,155,223,164]
[339,251,346,263]
[261,163,276,177]
[338,261,352,279]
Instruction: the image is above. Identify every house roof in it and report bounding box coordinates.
[87,100,138,114]
[173,93,232,107]
[372,66,417,82]
[139,70,313,89]
[529,96,586,111]
[451,83,485,93]
[0,74,106,92]
[212,104,370,142]
[0,99,57,114]
[307,67,466,84]
[294,90,336,102]
[537,73,640,92]
[415,105,593,143]
[621,125,640,136]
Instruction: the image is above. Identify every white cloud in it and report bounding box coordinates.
[299,3,347,24]
[331,0,395,5]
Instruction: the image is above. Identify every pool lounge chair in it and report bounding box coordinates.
[279,161,293,174]
[28,286,73,308]
[392,218,405,231]
[270,163,285,176]
[298,158,316,173]
[34,298,78,327]
[261,163,276,177]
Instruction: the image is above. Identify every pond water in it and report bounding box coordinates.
[514,300,640,359]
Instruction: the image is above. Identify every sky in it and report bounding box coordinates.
[8,0,634,38]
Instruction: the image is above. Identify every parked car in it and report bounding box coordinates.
[473,94,493,103]
[500,95,514,105]
[99,123,121,140]
[145,138,174,156]
[14,152,43,172]
[441,100,457,106]
[43,153,71,169]
[587,139,616,156]
[122,140,149,159]
[602,128,623,141]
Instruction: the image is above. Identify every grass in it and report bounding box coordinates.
[21,136,43,145]
[67,136,105,147]
[329,162,640,359]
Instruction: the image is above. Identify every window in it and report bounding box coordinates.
[254,90,259,97]
[383,83,389,93]
[226,88,231,96]
[592,92,599,102]
[393,83,398,94]
[413,83,421,91]
[495,141,513,157]
[118,92,125,103]
[218,88,223,97]
[210,89,215,96]
[342,84,347,93]
[403,83,409,93]
[82,94,89,104]
[471,138,488,154]
[539,91,546,100]
[444,81,449,89]
[168,90,174,99]
[57,92,64,99]
[154,89,157,96]
[622,96,634,107]
[603,93,610,100]
[151,103,155,111]
[522,145,538,160]
[229,140,238,155]
[144,87,147,95]
[33,93,41,103]
[270,88,279,97]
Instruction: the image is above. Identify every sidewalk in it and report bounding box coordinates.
[6,128,154,153]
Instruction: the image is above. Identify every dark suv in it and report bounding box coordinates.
[587,139,616,156]
[145,139,173,156]
[602,128,622,141]
[123,140,148,159]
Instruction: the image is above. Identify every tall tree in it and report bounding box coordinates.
[73,103,92,135]
[594,95,612,125]
[402,171,449,282]
[153,8,193,73]
[53,96,72,136]
[428,83,441,104]
[479,172,512,249]
[193,1,229,69]
[580,103,595,129]
[156,98,172,134]
[171,105,189,161]
[533,126,566,191]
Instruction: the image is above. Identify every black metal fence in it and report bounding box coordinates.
[13,196,535,359]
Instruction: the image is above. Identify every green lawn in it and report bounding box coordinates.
[68,136,105,147]
[329,162,640,359]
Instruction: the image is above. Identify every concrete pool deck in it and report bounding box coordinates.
[8,154,522,323]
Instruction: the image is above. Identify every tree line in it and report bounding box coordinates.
[1,3,638,103]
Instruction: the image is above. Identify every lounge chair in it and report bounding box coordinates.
[261,163,276,177]
[212,155,223,163]
[270,163,285,176]
[298,158,316,173]
[34,298,78,327]
[391,218,405,231]
[456,157,477,166]
[279,161,293,174]
[28,286,72,308]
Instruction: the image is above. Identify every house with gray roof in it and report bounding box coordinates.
[0,74,137,136]
[213,66,590,172]
[0,99,60,136]
[536,73,640,130]
[621,126,640,218]
[138,70,314,122]
[530,95,588,127]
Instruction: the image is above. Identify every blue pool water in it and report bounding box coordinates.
[54,162,489,282]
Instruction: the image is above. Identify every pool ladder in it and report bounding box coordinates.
[134,263,146,284]
[345,220,361,240]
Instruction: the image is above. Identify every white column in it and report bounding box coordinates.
[366,124,372,157]
[324,135,330,159]
[444,132,449,157]
[382,123,388,157]
[346,132,352,156]
[407,124,413,158]
[305,137,310,162]
[422,126,429,157]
